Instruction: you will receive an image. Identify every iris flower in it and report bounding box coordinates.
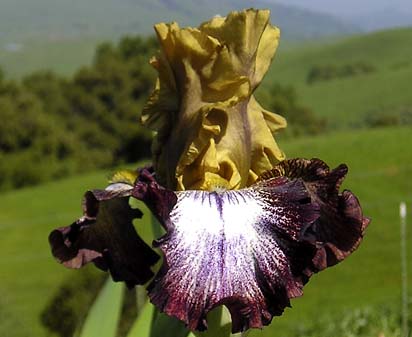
[49,9,369,334]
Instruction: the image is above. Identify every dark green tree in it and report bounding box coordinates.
[0,35,159,190]
[258,83,326,137]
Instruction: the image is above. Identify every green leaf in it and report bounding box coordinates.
[190,306,246,337]
[149,310,190,337]
[150,212,165,238]
[190,329,247,337]
[127,301,155,337]
[192,306,231,337]
[79,279,124,337]
[129,198,157,244]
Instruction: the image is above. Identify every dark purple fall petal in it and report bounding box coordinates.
[133,168,178,222]
[49,183,159,287]
[133,174,321,332]
[259,158,370,280]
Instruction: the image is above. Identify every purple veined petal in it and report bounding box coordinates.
[259,158,370,277]
[133,174,320,332]
[49,183,159,287]
[132,159,369,333]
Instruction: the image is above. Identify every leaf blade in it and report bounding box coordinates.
[126,301,155,337]
[79,278,124,337]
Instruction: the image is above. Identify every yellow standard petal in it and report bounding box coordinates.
[142,9,286,191]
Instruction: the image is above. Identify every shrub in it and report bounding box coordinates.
[257,83,326,137]
[0,35,158,191]
[40,268,106,337]
[364,106,412,128]
[307,61,376,84]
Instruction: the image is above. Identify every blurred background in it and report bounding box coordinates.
[0,0,411,336]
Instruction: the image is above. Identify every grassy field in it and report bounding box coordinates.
[264,27,412,129]
[0,126,411,336]
[0,37,101,78]
[0,172,107,336]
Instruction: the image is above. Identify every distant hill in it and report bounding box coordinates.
[0,0,357,41]
[346,8,412,32]
[0,0,359,77]
[270,0,412,32]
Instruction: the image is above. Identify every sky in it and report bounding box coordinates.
[266,0,412,16]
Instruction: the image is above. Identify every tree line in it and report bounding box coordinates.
[0,36,157,190]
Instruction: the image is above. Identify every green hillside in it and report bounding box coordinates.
[3,25,407,130]
[0,0,356,40]
[264,27,412,130]
[0,38,101,78]
[0,0,357,77]
[1,126,410,337]
[0,172,107,336]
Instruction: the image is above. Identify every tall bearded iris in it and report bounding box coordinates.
[49,9,369,334]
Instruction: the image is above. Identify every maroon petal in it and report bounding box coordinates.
[259,158,370,281]
[49,183,159,287]
[133,175,320,332]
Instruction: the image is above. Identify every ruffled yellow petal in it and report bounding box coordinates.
[108,169,138,185]
[247,96,286,186]
[142,9,286,190]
